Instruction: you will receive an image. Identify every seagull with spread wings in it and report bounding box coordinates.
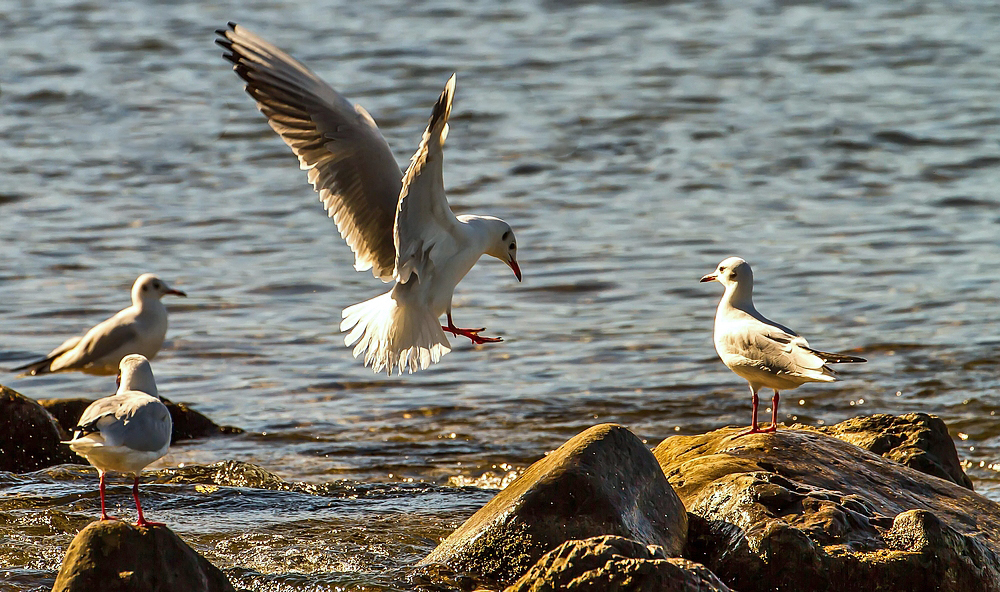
[701,257,866,436]
[216,23,521,374]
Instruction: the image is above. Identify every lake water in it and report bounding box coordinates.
[2,0,1000,589]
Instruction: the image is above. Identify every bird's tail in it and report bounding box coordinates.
[9,356,55,376]
[803,346,867,364]
[340,290,451,374]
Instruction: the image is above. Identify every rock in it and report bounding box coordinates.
[420,424,687,586]
[654,423,1000,592]
[39,397,243,444]
[0,385,79,472]
[505,535,731,592]
[52,520,235,592]
[815,413,973,489]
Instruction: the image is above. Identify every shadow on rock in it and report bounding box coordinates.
[655,421,1000,592]
[53,520,235,592]
[505,535,731,592]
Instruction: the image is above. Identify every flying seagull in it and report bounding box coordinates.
[216,23,521,374]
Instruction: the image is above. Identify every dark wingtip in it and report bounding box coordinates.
[228,21,238,29]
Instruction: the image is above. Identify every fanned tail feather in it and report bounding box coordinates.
[340,291,451,374]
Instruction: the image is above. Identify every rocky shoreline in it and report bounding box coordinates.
[3,383,996,592]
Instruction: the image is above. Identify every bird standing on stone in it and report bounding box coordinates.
[64,354,172,527]
[701,257,866,436]
[216,23,521,375]
[11,274,186,376]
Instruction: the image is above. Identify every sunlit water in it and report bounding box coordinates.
[2,0,1000,589]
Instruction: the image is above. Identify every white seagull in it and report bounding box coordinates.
[11,273,186,376]
[701,257,866,436]
[216,23,521,375]
[65,354,172,527]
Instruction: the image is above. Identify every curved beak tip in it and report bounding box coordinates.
[699,274,717,283]
[168,289,187,297]
[509,260,522,282]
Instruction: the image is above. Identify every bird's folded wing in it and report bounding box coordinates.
[394,74,461,284]
[60,323,139,369]
[217,23,402,281]
[729,322,826,377]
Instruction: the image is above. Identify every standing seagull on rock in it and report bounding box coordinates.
[65,354,172,527]
[11,274,186,376]
[216,23,521,374]
[701,257,866,436]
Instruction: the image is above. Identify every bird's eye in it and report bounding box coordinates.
[153,282,160,289]
[510,243,516,250]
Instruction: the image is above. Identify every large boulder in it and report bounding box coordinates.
[0,385,79,472]
[52,521,234,592]
[39,397,243,443]
[505,535,731,592]
[654,424,1000,592]
[816,413,973,489]
[420,424,688,586]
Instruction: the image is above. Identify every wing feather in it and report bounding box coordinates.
[217,23,402,281]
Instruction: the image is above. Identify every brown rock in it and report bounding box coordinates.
[52,521,234,592]
[815,412,973,489]
[654,423,1000,592]
[420,424,688,586]
[39,397,243,444]
[0,385,79,472]
[505,535,731,592]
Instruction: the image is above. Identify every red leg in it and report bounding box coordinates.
[133,476,164,528]
[98,471,117,521]
[763,391,780,433]
[442,312,502,344]
[734,387,764,438]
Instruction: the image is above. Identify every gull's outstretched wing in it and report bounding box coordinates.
[393,74,461,284]
[217,23,402,281]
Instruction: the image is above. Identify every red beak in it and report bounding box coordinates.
[508,259,522,282]
[700,273,717,283]
[166,288,187,297]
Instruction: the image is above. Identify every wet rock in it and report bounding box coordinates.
[815,412,973,489]
[0,385,79,472]
[654,424,1000,592]
[39,397,243,443]
[505,535,731,592]
[421,424,687,586]
[53,520,234,592]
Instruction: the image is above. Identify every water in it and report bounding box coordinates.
[2,0,1000,589]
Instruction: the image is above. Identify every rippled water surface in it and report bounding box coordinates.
[2,0,1000,589]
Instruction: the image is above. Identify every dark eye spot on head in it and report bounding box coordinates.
[142,285,148,292]
[153,282,161,289]
[510,243,516,250]
[502,231,510,241]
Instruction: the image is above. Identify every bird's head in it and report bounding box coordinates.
[701,256,753,291]
[118,354,158,397]
[482,218,521,282]
[133,273,186,304]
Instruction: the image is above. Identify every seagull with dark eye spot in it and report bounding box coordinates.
[701,257,866,437]
[10,274,186,376]
[217,23,522,375]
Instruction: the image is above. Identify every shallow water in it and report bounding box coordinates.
[2,0,1000,589]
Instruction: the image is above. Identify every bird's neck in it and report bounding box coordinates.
[457,215,499,255]
[720,283,755,316]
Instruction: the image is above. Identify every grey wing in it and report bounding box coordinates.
[56,322,139,371]
[217,23,402,281]
[737,323,828,379]
[80,394,171,452]
[394,74,461,284]
[9,335,81,375]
